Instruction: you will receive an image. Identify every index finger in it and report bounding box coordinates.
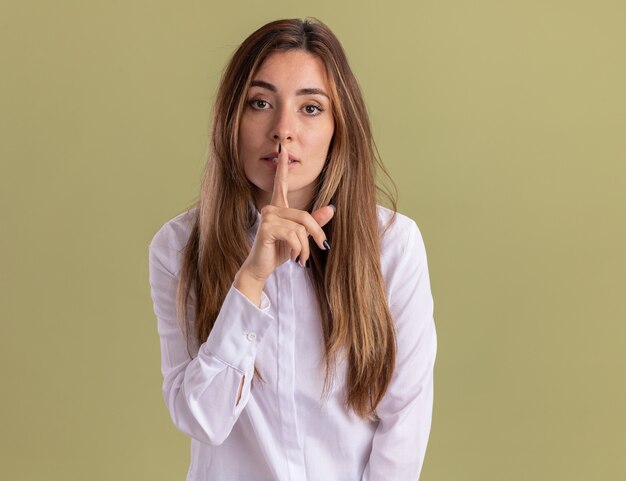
[270,142,289,208]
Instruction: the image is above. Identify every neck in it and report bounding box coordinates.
[253,186,315,212]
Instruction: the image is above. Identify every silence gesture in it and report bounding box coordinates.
[235,143,334,302]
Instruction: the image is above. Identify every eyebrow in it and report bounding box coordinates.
[250,80,330,100]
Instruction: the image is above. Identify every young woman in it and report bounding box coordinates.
[149,17,437,481]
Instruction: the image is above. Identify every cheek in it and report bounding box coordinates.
[239,115,263,147]
[309,121,334,149]
[238,118,253,148]
[239,124,256,174]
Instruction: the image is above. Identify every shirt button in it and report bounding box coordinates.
[246,332,257,342]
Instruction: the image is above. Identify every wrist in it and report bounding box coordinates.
[234,268,266,307]
[235,264,268,287]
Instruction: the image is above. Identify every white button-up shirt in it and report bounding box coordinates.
[148,204,437,481]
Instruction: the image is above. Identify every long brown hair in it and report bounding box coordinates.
[176,17,398,419]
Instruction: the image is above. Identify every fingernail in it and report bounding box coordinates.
[323,240,331,251]
[278,142,282,154]
[329,204,336,213]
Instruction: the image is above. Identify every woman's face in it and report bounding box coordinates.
[238,50,335,211]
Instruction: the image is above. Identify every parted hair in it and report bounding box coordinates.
[176,17,398,419]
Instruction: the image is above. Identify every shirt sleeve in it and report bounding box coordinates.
[148,224,274,446]
[362,219,438,480]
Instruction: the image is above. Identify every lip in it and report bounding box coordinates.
[260,151,300,162]
[261,158,300,170]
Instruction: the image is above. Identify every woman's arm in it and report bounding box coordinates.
[148,223,274,446]
[362,219,438,480]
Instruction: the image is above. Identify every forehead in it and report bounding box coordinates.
[252,50,330,91]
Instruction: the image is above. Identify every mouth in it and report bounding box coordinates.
[260,151,300,164]
[261,157,300,169]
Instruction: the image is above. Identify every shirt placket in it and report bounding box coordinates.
[275,260,305,480]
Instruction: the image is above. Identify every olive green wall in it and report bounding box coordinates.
[2,1,624,480]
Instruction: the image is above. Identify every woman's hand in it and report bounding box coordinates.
[234,144,334,304]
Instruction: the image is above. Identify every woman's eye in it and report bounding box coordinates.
[249,99,270,109]
[247,98,324,116]
[303,104,324,116]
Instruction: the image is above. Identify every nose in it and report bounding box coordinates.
[270,104,295,143]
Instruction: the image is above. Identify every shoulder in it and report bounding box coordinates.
[375,204,428,276]
[376,204,425,253]
[148,207,198,275]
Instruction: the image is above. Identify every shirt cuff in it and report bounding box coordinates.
[199,283,273,371]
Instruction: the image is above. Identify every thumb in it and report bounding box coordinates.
[311,204,336,228]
